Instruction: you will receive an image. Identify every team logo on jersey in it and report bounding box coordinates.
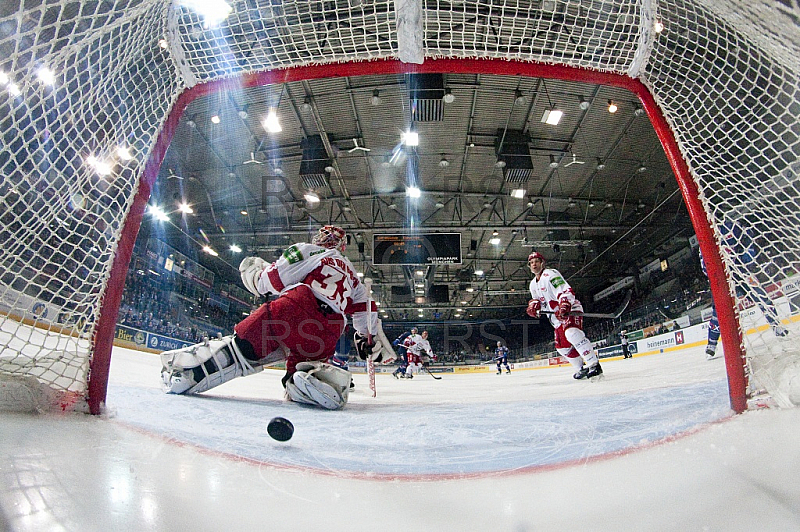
[283,245,304,264]
[550,276,566,288]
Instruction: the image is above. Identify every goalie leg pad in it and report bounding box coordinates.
[284,361,350,410]
[161,335,263,395]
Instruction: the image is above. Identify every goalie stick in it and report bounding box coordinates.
[364,278,376,398]
[540,290,632,319]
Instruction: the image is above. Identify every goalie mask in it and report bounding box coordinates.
[312,225,346,253]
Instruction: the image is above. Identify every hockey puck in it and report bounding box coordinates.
[267,417,294,442]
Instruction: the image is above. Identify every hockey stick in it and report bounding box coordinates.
[364,277,376,398]
[422,365,442,380]
[541,290,632,319]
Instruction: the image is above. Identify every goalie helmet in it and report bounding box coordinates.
[528,251,546,263]
[312,225,346,252]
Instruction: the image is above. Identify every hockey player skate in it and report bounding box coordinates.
[574,362,603,380]
[706,347,720,360]
[161,335,265,395]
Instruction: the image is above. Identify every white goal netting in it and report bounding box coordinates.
[0,0,798,412]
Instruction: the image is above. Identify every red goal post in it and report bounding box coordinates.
[1,1,797,414]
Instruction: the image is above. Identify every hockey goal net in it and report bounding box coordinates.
[0,1,798,413]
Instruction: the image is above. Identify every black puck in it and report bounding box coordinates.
[267,416,294,441]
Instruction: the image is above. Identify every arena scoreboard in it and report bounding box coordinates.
[372,233,462,265]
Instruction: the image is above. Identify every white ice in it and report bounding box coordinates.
[2,342,800,531]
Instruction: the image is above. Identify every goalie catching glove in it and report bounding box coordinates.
[239,256,267,297]
[353,320,396,364]
[284,361,351,410]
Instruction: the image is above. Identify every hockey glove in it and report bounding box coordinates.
[239,256,267,296]
[555,299,572,321]
[353,323,396,364]
[526,299,541,318]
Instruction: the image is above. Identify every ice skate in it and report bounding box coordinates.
[574,362,602,381]
[497,370,502,375]
[506,369,511,374]
[773,325,789,337]
[706,347,719,360]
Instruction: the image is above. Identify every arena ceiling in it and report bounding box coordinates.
[146,71,695,321]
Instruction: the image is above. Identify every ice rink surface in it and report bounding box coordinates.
[2,343,800,531]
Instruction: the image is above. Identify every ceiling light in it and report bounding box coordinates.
[541,109,563,125]
[475,270,484,276]
[229,244,242,253]
[638,202,646,209]
[549,155,560,169]
[36,67,55,85]
[324,165,335,173]
[301,98,312,113]
[511,188,525,199]
[443,88,455,103]
[654,20,664,33]
[439,156,450,168]
[158,38,169,50]
[634,106,645,117]
[596,159,606,170]
[406,186,421,198]
[589,201,595,208]
[389,203,397,210]
[579,97,590,110]
[116,146,133,161]
[263,109,282,132]
[186,118,196,128]
[494,159,506,168]
[568,198,576,207]
[188,0,232,28]
[416,270,424,276]
[370,89,381,106]
[148,205,169,222]
[489,237,501,245]
[178,202,193,214]
[514,90,525,105]
[638,166,647,173]
[605,201,613,208]
[492,230,499,236]
[7,83,20,96]
[210,114,220,124]
[465,287,474,292]
[202,245,219,257]
[238,107,248,119]
[240,210,248,215]
[304,192,320,203]
[403,130,419,147]
[608,100,618,113]
[435,201,445,209]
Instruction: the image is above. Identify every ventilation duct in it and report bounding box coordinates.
[495,129,534,183]
[409,73,445,122]
[300,135,331,190]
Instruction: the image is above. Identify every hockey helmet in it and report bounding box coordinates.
[528,251,546,264]
[312,225,347,252]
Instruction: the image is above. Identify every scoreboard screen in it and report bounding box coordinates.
[372,233,462,265]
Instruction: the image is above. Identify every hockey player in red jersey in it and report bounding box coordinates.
[160,225,395,409]
[402,329,435,378]
[526,251,603,380]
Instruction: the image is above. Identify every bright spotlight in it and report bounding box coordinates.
[406,186,421,198]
